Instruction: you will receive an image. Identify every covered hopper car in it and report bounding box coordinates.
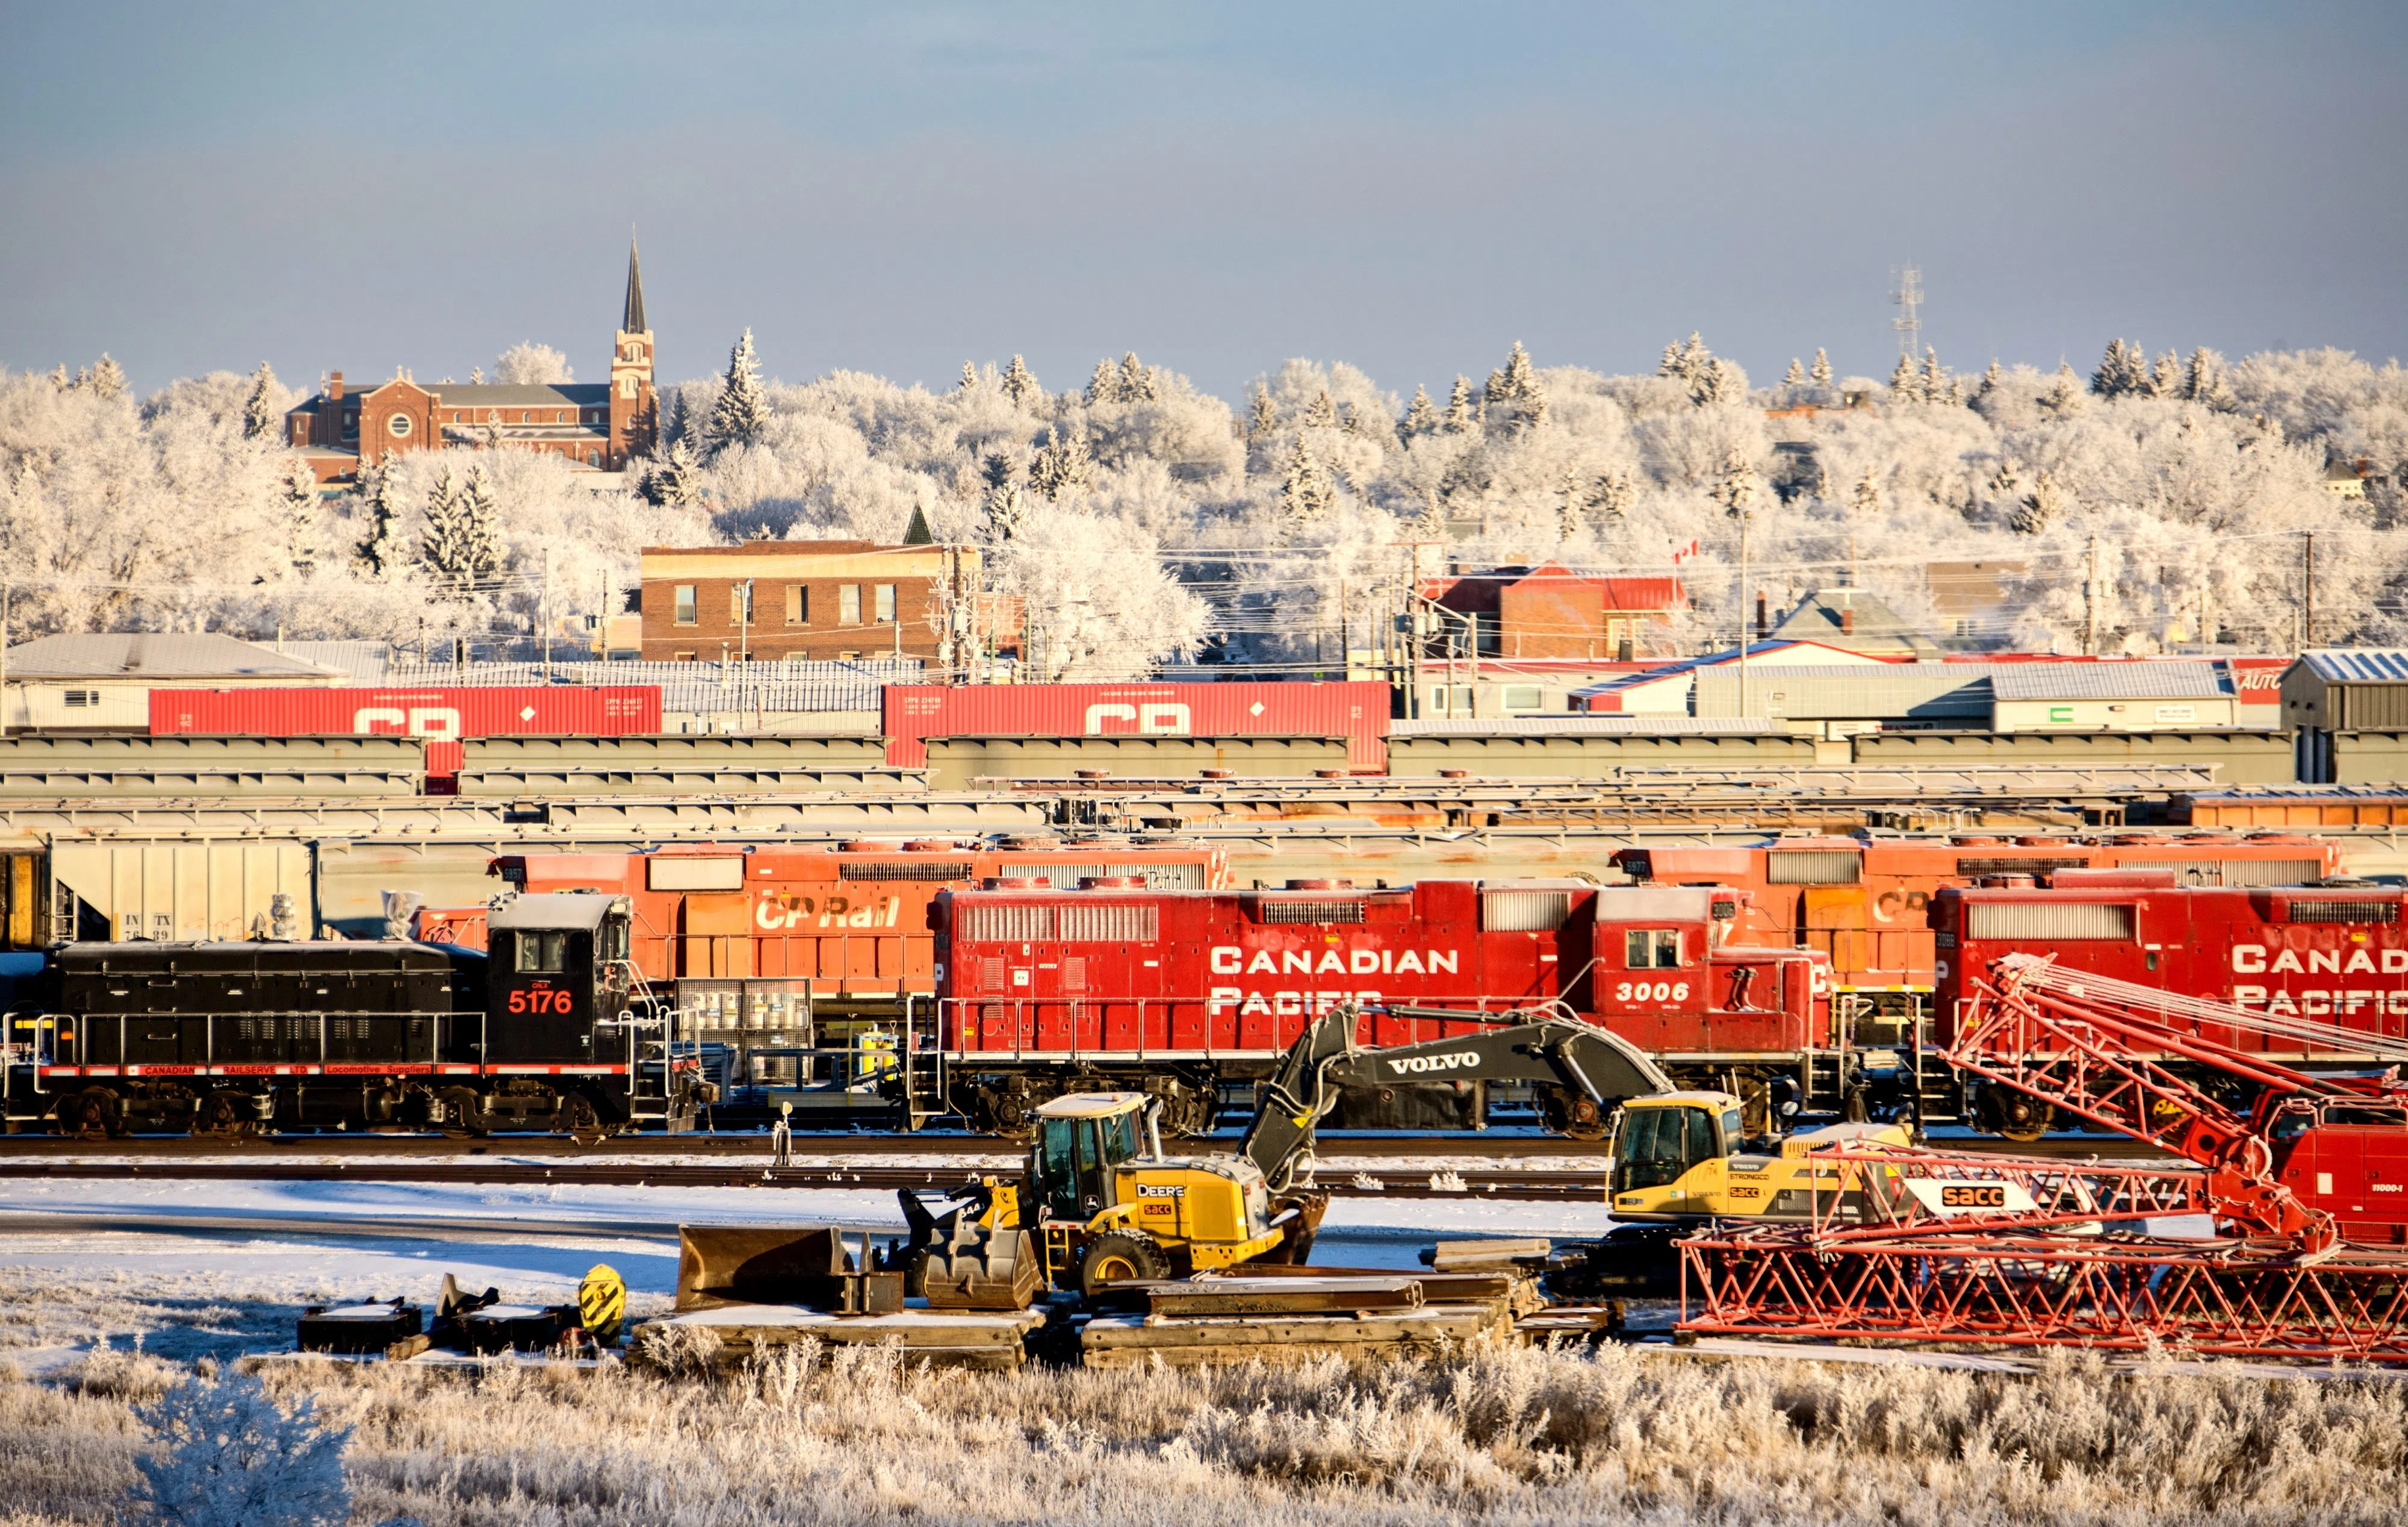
[0,894,694,1138]
[932,877,1840,1136]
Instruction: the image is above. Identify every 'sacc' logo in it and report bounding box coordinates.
[1386,1051,1480,1075]
[1939,1184,2008,1209]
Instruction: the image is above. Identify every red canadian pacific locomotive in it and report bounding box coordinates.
[1931,873,2408,1136]
[933,877,1837,1136]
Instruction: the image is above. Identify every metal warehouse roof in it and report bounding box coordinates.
[1693,663,1991,720]
[1990,661,2230,701]
[1392,716,1780,736]
[3,633,344,680]
[383,656,923,714]
[2301,650,2408,684]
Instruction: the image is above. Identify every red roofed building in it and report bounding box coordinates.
[1421,562,1686,663]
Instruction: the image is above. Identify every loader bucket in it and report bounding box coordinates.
[917,1224,1040,1311]
[676,1224,851,1310]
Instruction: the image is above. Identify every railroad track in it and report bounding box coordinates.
[0,1133,2170,1203]
[0,1130,2154,1162]
[0,1158,1610,1199]
[0,1131,1614,1160]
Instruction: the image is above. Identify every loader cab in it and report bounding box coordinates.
[1031,1092,1155,1222]
[1611,1091,1745,1196]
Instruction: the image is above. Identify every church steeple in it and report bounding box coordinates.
[608,236,656,470]
[622,238,647,335]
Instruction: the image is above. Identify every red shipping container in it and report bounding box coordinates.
[881,682,1390,770]
[150,687,662,791]
[149,686,663,740]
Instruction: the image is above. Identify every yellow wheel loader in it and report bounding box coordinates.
[894,1002,1677,1307]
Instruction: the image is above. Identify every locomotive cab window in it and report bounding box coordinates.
[515,931,569,974]
[1625,928,1683,968]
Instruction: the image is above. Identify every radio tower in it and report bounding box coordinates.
[1890,263,1923,359]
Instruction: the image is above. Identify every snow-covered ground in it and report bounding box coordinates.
[0,1175,1623,1372]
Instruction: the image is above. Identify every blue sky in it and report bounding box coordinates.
[3,2,2403,400]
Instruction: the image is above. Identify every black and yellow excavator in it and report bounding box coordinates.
[887,1003,1675,1305]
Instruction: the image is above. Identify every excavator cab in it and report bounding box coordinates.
[1610,1092,1916,1223]
[1612,1094,1745,1196]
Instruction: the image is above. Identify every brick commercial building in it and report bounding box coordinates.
[638,540,993,665]
[284,241,657,484]
[1421,562,1687,662]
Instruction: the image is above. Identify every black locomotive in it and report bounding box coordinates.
[0,893,692,1138]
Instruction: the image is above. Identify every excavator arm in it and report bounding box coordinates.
[1240,1003,1675,1192]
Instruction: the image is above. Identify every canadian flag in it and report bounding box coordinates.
[1670,538,1700,564]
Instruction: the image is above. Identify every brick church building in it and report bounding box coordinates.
[285,242,657,484]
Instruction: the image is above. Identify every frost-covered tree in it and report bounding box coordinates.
[1001,354,1040,409]
[1591,468,1635,520]
[352,453,409,579]
[1245,384,1276,442]
[79,355,128,402]
[1444,376,1476,432]
[1119,351,1158,403]
[1086,358,1120,406]
[1028,423,1094,500]
[2043,364,2088,418]
[980,449,1028,543]
[1400,385,1439,440]
[707,329,769,454]
[241,363,279,441]
[639,437,704,508]
[957,360,979,393]
[2184,347,2230,406]
[275,459,324,578]
[1810,348,1834,388]
[1889,352,1923,404]
[1851,469,1882,517]
[492,341,573,385]
[1280,439,1335,527]
[420,463,503,589]
[2152,350,2183,399]
[1712,447,1760,519]
[132,1373,353,1527]
[1783,358,1805,386]
[2012,468,2068,535]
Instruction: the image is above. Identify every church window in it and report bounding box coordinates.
[387,414,411,438]
[619,378,636,398]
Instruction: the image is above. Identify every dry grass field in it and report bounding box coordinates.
[5,1332,2408,1526]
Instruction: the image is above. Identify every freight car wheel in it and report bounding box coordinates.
[1077,1230,1168,1299]
[55,1089,120,1140]
[193,1091,255,1139]
[559,1093,607,1146]
[1538,1086,1612,1142]
[436,1087,488,1140]
[1982,1090,2055,1143]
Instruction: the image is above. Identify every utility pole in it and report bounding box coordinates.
[2082,535,2099,656]
[2303,532,2316,651]
[541,547,553,682]
[738,578,752,665]
[1737,514,1753,717]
